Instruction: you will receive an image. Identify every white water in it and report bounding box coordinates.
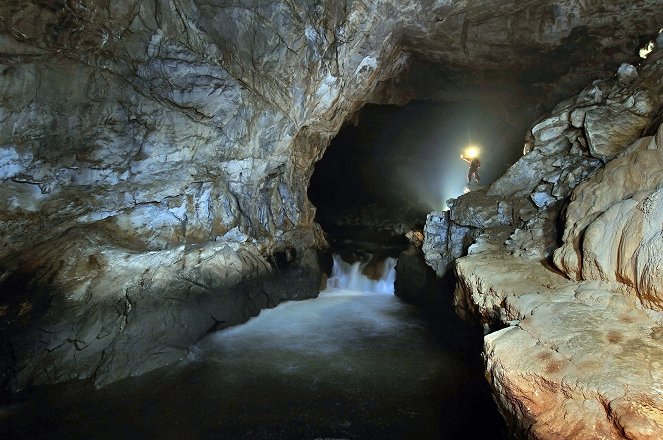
[200,255,409,362]
[326,254,397,294]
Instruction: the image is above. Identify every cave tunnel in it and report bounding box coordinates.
[2,1,663,438]
[308,98,535,258]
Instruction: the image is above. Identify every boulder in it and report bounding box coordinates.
[449,190,514,228]
[584,106,651,160]
[456,253,663,439]
[422,210,481,278]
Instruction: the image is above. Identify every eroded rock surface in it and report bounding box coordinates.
[457,253,663,439]
[1,0,662,400]
[554,124,663,310]
[1,226,324,388]
[424,47,663,438]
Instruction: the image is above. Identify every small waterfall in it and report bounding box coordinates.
[326,254,397,294]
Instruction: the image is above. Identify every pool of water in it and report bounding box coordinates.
[0,259,508,439]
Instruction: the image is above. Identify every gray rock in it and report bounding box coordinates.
[422,211,477,277]
[1,0,663,391]
[531,191,556,208]
[617,63,638,83]
[584,106,651,161]
[450,191,514,228]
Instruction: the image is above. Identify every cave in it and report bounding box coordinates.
[308,100,532,258]
[2,1,663,439]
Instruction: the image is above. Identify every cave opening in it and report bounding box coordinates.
[308,99,531,258]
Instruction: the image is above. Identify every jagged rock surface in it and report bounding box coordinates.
[425,50,663,438]
[1,0,662,396]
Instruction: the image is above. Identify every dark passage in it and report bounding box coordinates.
[308,101,528,256]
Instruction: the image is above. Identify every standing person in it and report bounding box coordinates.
[460,153,481,184]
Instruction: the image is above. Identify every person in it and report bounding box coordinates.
[460,153,481,184]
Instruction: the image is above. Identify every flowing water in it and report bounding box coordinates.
[1,255,507,439]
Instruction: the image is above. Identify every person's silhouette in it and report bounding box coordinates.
[460,154,481,184]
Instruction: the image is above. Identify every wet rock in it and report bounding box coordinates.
[394,246,439,308]
[1,227,324,389]
[422,210,477,277]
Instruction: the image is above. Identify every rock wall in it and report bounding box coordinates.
[423,46,663,438]
[1,0,662,391]
[554,123,663,311]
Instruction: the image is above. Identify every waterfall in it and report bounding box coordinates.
[326,254,397,294]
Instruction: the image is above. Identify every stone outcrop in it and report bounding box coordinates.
[488,57,662,202]
[424,49,663,438]
[421,57,663,272]
[554,124,663,310]
[457,252,663,439]
[1,226,324,388]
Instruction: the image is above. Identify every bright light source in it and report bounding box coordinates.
[464,145,480,158]
[640,41,654,59]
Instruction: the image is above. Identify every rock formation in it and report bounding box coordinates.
[424,44,663,437]
[1,3,662,435]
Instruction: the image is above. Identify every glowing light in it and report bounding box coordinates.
[640,41,654,59]
[464,145,480,159]
[640,28,662,59]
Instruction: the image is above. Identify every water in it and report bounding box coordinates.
[0,255,507,439]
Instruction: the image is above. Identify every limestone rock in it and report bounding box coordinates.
[504,205,560,260]
[1,0,663,392]
[584,106,651,160]
[489,57,663,201]
[561,186,663,310]
[422,210,476,277]
[449,190,515,228]
[554,136,663,289]
[617,63,638,83]
[2,227,323,388]
[456,253,663,439]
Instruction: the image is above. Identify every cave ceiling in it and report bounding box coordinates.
[0,0,661,258]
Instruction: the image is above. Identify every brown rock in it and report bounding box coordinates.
[457,253,663,439]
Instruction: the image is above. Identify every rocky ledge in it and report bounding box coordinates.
[0,226,324,390]
[457,252,663,439]
[424,48,663,438]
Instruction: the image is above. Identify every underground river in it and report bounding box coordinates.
[1,255,508,439]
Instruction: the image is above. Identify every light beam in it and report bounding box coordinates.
[464,145,480,159]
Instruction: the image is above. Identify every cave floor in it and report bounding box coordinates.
[0,288,507,440]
